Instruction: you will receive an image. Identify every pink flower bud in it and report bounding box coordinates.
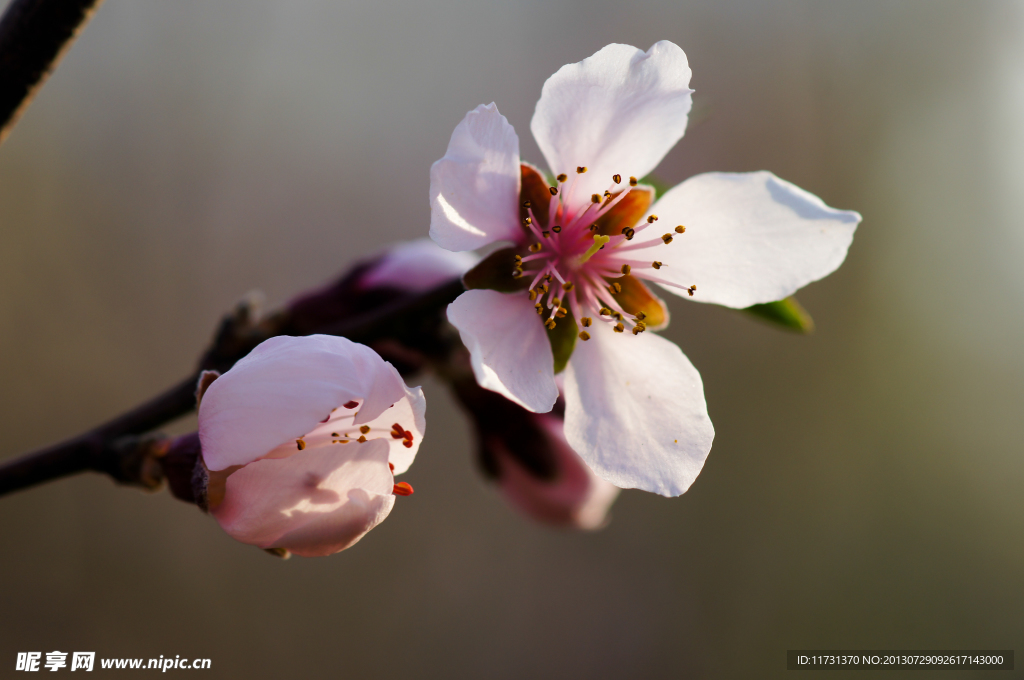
[197,335,425,557]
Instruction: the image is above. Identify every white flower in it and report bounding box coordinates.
[198,335,425,557]
[429,41,861,496]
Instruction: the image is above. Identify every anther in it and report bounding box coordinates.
[541,283,549,293]
[359,425,371,434]
[609,282,622,294]
[604,190,612,197]
[512,269,524,278]
[523,216,532,225]
[552,225,562,233]
[599,307,612,316]
[529,290,538,301]
[393,482,414,496]
[542,231,550,238]
[647,215,658,223]
[562,281,574,291]
[591,194,601,204]
[523,200,532,208]
[688,285,696,297]
[357,435,367,443]
[581,317,592,327]
[620,264,631,275]
[613,323,625,333]
[635,311,646,321]
[675,225,686,233]
[513,254,522,263]
[621,227,635,240]
[579,331,591,341]
[613,174,622,184]
[613,311,623,321]
[549,186,558,196]
[389,462,395,472]
[589,224,598,231]
[551,297,561,307]
[555,307,567,318]
[343,400,359,409]
[535,302,544,314]
[632,325,646,335]
[296,438,306,451]
[529,242,542,253]
[629,176,638,186]
[576,166,587,174]
[544,319,557,330]
[652,261,662,269]
[662,234,674,244]
[557,173,568,182]
[402,439,413,448]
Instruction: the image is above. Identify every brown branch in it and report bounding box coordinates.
[0,277,466,497]
[0,0,104,145]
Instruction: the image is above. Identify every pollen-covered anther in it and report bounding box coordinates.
[393,482,414,496]
[552,225,562,233]
[609,282,622,294]
[613,311,623,321]
[512,268,524,278]
[647,215,659,223]
[576,166,587,174]
[620,264,631,275]
[541,282,549,293]
[631,323,647,335]
[535,302,544,314]
[529,242,542,253]
[390,423,406,440]
[675,225,686,233]
[562,281,574,292]
[591,194,601,204]
[635,311,646,321]
[343,400,359,409]
[544,318,557,330]
[528,289,538,301]
[513,254,522,263]
[662,234,674,244]
[389,462,395,472]
[688,285,697,297]
[622,227,635,241]
[612,174,622,184]
[581,317,592,327]
[548,186,558,196]
[542,231,550,238]
[296,438,306,451]
[555,307,567,318]
[557,173,568,183]
[522,200,531,208]
[523,216,532,226]
[652,261,663,269]
[613,323,625,333]
[359,425,371,434]
[599,307,612,316]
[629,176,638,186]
[589,224,598,231]
[357,435,367,443]
[579,331,591,341]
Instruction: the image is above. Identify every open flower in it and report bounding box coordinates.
[430,41,861,496]
[197,335,425,557]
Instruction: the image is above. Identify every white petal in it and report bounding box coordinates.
[429,103,522,252]
[530,42,693,204]
[359,239,480,293]
[634,171,861,308]
[199,335,407,470]
[563,321,714,497]
[212,438,396,557]
[447,290,558,413]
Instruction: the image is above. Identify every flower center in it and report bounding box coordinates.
[295,399,415,449]
[512,166,695,341]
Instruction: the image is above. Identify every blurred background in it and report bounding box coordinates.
[2,0,1023,677]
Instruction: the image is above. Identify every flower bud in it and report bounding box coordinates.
[196,335,425,557]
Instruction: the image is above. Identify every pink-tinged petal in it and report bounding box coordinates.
[493,413,619,530]
[212,439,395,557]
[530,42,693,204]
[635,171,861,308]
[447,290,558,413]
[199,335,407,471]
[430,103,522,252]
[563,321,714,497]
[358,239,480,293]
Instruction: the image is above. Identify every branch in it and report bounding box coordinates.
[0,0,103,145]
[0,277,466,497]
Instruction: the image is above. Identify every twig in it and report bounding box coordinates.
[0,0,104,145]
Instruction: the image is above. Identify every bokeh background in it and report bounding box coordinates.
[2,0,1023,677]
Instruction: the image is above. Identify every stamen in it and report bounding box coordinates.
[523,216,532,226]
[613,323,625,333]
[555,307,567,318]
[576,166,587,174]
[529,242,543,253]
[296,438,306,451]
[675,225,686,233]
[389,462,395,472]
[579,331,591,341]
[393,482,414,496]
[552,225,562,233]
[544,318,557,330]
[343,401,359,409]
[621,227,635,240]
[591,194,601,204]
[535,302,544,314]
[652,261,662,269]
[581,317,592,327]
[557,173,568,182]
[359,425,371,434]
[542,231,550,238]
[599,307,612,316]
[661,234,674,244]
[647,215,658,223]
[629,176,638,186]
[549,186,558,196]
[562,281,574,291]
[551,297,561,307]
[635,311,647,321]
[522,200,531,208]
[620,264,631,275]
[608,282,622,294]
[357,435,367,443]
[612,174,622,184]
[529,290,538,301]
[689,285,697,296]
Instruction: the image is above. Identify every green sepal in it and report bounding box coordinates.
[546,309,577,374]
[462,247,531,293]
[743,296,815,333]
